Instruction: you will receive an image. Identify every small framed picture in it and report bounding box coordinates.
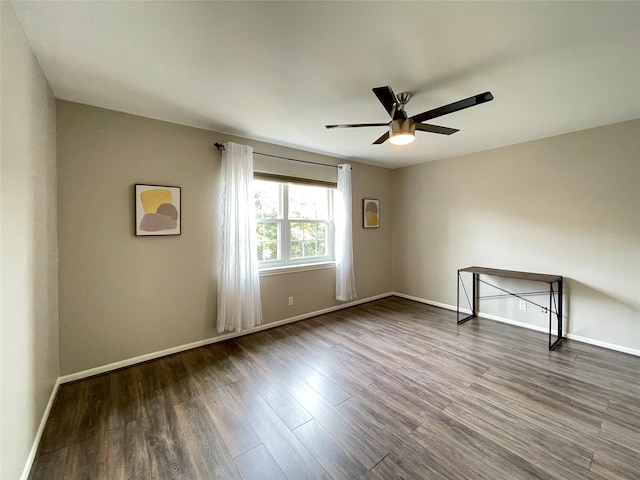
[135,184,181,236]
[363,198,380,228]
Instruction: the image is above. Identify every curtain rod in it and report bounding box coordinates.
[214,143,349,170]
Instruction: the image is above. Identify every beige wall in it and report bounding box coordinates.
[0,3,59,478]
[57,101,392,375]
[392,119,640,351]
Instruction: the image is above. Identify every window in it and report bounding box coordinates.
[254,178,334,269]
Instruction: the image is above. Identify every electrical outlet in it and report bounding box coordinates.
[519,300,527,311]
[288,296,294,306]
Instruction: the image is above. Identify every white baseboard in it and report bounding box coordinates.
[394,292,465,314]
[20,377,62,480]
[392,292,640,357]
[59,292,394,384]
[564,333,640,356]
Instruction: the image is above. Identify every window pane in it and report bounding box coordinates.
[255,180,333,268]
[254,181,281,219]
[303,240,317,257]
[317,224,327,255]
[290,241,303,259]
[256,222,279,261]
[289,184,329,220]
[290,222,329,259]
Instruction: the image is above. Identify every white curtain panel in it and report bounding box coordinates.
[335,164,357,301]
[217,142,263,333]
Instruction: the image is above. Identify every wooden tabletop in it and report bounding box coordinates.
[458,266,562,283]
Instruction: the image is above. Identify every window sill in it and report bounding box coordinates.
[259,261,336,277]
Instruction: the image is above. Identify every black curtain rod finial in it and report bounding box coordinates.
[214,142,226,150]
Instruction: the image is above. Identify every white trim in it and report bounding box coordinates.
[393,292,462,313]
[59,292,394,384]
[391,292,640,357]
[259,261,335,277]
[20,378,62,480]
[564,333,640,357]
[469,310,554,335]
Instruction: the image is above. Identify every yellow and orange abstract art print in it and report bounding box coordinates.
[135,184,181,236]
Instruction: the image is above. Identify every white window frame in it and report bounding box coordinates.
[255,179,335,271]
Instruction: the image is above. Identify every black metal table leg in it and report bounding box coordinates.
[457,270,477,324]
[549,279,563,350]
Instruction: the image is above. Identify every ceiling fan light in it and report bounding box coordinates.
[389,132,415,145]
[389,119,416,145]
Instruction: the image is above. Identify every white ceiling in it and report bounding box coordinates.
[11,1,640,168]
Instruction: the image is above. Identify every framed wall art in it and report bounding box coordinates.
[135,184,181,236]
[363,198,380,228]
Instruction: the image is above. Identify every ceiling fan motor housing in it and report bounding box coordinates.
[390,118,416,136]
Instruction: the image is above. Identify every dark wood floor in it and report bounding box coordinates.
[30,297,640,479]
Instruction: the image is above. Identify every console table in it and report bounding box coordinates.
[456,266,564,350]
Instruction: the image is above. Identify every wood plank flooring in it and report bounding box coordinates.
[29,297,640,479]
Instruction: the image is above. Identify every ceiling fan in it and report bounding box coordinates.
[326,86,494,145]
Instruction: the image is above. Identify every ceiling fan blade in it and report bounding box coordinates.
[372,86,406,120]
[372,86,397,116]
[415,123,459,135]
[411,92,494,124]
[325,123,389,129]
[372,131,390,144]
